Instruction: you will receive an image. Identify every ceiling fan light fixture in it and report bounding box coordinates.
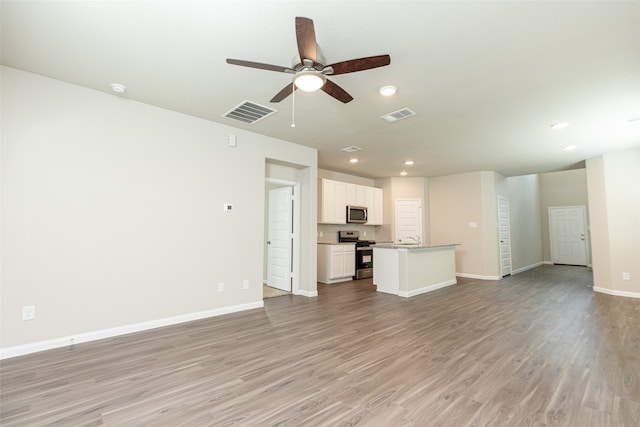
[294,71,326,92]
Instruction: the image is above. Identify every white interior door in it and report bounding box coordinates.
[498,196,512,277]
[395,199,422,244]
[549,206,588,266]
[267,186,292,291]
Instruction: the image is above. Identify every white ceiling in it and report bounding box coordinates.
[2,1,639,179]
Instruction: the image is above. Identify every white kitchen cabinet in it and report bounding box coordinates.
[346,183,366,207]
[373,187,384,225]
[319,178,383,225]
[319,179,347,224]
[317,244,355,283]
[365,187,384,225]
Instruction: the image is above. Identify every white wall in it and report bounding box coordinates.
[586,148,640,297]
[507,174,543,273]
[429,171,498,279]
[538,169,590,264]
[1,67,317,356]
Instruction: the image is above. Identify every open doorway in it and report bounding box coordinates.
[264,179,300,298]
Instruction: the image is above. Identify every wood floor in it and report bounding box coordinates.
[1,265,639,426]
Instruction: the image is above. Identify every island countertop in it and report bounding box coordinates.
[373,243,459,250]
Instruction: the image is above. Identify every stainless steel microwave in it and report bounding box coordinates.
[346,205,368,223]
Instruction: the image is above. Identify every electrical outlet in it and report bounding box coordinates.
[22,305,35,321]
[218,282,224,292]
[622,272,630,280]
[243,279,249,290]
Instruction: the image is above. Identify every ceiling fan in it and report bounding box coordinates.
[226,17,391,104]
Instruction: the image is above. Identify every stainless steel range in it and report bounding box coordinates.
[338,231,375,279]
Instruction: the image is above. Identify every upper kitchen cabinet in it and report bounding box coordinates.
[346,183,366,207]
[366,187,384,225]
[319,179,347,224]
[319,179,383,225]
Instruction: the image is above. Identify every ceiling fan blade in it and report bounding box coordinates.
[295,17,317,62]
[327,55,391,75]
[270,83,297,103]
[322,79,353,103]
[226,59,294,73]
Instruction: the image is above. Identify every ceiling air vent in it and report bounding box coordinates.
[223,100,277,125]
[380,108,416,123]
[341,146,362,153]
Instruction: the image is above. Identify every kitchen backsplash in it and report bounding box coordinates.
[317,224,388,243]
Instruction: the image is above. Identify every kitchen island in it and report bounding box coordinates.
[373,244,458,297]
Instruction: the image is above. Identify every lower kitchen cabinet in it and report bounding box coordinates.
[317,244,355,284]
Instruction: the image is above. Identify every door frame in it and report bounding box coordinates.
[497,196,513,278]
[265,178,300,295]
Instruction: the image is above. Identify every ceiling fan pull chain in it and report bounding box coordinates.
[291,81,296,128]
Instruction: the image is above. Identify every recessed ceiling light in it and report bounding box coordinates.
[563,145,577,151]
[349,158,359,163]
[400,171,408,176]
[110,83,127,94]
[404,160,414,166]
[379,85,397,96]
[551,122,568,129]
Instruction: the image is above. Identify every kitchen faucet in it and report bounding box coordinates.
[404,235,422,244]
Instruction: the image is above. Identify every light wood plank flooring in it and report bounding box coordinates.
[1,265,639,426]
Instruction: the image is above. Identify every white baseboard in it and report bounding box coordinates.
[543,260,553,265]
[593,287,640,299]
[511,262,544,275]
[295,289,318,297]
[456,273,501,280]
[0,301,264,360]
[398,279,457,298]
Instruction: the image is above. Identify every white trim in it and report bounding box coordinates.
[497,196,513,277]
[593,287,640,299]
[543,260,553,265]
[0,301,264,360]
[295,289,318,297]
[456,273,501,280]
[398,279,457,298]
[511,262,544,275]
[265,178,302,296]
